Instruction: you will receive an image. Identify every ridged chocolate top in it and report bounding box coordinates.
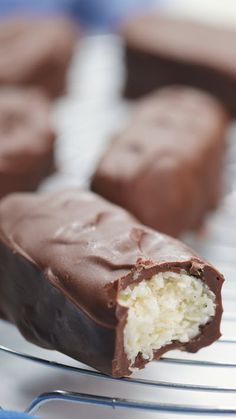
[121,13,236,77]
[0,190,224,331]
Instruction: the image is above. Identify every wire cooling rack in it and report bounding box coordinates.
[0,34,236,418]
[0,329,236,416]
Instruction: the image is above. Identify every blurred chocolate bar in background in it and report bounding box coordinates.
[121,13,236,115]
[0,88,55,199]
[0,17,76,97]
[92,86,229,237]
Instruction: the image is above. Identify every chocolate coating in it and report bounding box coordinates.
[0,190,223,377]
[122,13,236,114]
[91,87,228,237]
[0,17,76,97]
[0,88,55,198]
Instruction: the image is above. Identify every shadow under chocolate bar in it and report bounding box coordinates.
[0,190,223,377]
[121,13,236,115]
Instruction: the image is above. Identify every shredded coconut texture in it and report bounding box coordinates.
[118,271,216,364]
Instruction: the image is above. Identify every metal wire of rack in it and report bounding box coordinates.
[1,35,236,418]
[0,326,236,416]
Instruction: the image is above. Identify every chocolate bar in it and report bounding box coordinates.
[0,190,223,377]
[0,88,55,199]
[0,17,76,97]
[121,13,236,114]
[91,86,228,237]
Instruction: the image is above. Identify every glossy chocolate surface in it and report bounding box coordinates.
[0,17,76,97]
[121,13,236,114]
[92,87,228,237]
[0,190,223,376]
[0,88,55,198]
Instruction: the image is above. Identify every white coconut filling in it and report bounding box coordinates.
[118,271,216,365]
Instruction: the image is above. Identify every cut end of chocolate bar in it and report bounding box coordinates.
[118,270,215,368]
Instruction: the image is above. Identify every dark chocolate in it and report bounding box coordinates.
[0,88,55,199]
[91,87,228,237]
[0,190,223,377]
[121,13,236,114]
[0,17,76,97]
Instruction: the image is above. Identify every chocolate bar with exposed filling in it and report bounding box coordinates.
[0,190,224,377]
[91,86,228,237]
[121,13,236,114]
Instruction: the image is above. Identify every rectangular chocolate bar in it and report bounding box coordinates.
[92,86,228,237]
[121,13,236,114]
[0,190,223,377]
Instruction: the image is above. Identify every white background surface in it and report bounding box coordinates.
[1,1,236,417]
